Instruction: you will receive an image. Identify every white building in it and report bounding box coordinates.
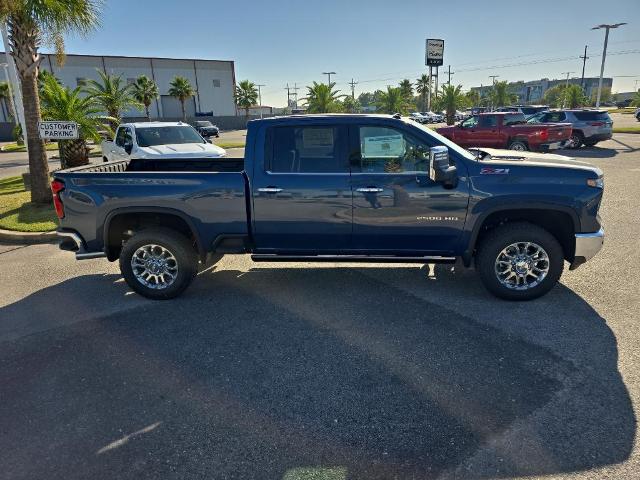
[0,52,237,122]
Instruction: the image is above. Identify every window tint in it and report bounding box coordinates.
[267,126,346,173]
[356,126,429,174]
[478,115,497,127]
[503,113,527,125]
[115,127,132,146]
[135,126,204,147]
[573,111,611,121]
[543,112,566,122]
[462,116,479,128]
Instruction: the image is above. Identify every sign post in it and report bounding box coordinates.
[425,39,444,109]
[38,121,79,140]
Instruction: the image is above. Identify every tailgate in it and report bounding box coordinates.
[545,122,572,140]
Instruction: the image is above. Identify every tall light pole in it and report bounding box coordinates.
[489,75,499,110]
[256,84,265,119]
[592,23,626,107]
[561,72,574,108]
[322,71,336,84]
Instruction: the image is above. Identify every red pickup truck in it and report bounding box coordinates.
[436,112,572,152]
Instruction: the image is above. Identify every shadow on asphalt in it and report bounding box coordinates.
[0,265,634,480]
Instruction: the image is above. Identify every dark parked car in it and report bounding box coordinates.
[53,114,604,301]
[527,110,612,148]
[192,120,219,138]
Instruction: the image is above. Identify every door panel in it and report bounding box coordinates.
[351,124,469,254]
[251,124,352,252]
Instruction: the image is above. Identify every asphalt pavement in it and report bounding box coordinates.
[0,134,639,479]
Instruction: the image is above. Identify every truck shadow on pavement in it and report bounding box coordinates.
[0,265,634,480]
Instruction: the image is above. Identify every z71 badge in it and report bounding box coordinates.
[480,167,510,175]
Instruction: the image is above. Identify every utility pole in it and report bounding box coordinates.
[285,83,291,109]
[434,67,439,100]
[256,84,265,119]
[427,69,432,111]
[447,65,454,86]
[292,83,300,109]
[561,72,574,108]
[592,23,626,107]
[580,45,589,91]
[322,71,336,84]
[348,78,358,99]
[489,76,499,110]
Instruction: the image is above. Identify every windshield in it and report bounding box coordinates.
[136,126,205,147]
[406,118,476,161]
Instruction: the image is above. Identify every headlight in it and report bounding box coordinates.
[587,177,604,188]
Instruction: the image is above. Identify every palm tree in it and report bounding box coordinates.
[168,76,195,121]
[40,74,114,169]
[399,79,413,100]
[415,74,431,111]
[84,70,140,127]
[304,82,343,113]
[440,84,466,125]
[490,81,518,108]
[234,80,258,122]
[0,0,101,204]
[132,75,159,121]
[376,86,408,114]
[465,89,481,107]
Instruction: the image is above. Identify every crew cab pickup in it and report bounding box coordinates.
[53,114,604,301]
[437,112,572,152]
[101,121,226,162]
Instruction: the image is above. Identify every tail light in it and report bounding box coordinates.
[589,122,604,127]
[50,179,65,219]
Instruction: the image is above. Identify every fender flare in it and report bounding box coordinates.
[103,206,205,260]
[462,202,580,265]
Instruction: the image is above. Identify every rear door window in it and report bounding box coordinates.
[543,112,567,122]
[266,126,348,173]
[478,115,497,128]
[503,113,527,125]
[573,111,611,122]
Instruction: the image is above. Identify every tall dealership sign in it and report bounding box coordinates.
[425,39,444,110]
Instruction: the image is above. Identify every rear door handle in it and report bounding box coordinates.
[357,187,384,193]
[258,187,283,193]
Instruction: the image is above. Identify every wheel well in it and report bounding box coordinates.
[105,212,201,261]
[474,209,575,262]
[508,137,529,146]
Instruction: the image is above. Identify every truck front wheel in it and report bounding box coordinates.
[119,228,198,300]
[476,222,564,300]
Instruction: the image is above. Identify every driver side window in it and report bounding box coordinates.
[461,116,479,128]
[356,126,429,174]
[115,127,126,147]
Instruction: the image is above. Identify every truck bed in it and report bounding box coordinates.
[54,157,249,255]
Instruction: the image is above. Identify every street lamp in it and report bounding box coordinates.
[322,71,336,84]
[592,23,626,107]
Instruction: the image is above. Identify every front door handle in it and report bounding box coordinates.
[357,187,384,193]
[258,187,283,193]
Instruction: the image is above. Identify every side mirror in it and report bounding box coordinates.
[124,141,133,155]
[429,146,457,187]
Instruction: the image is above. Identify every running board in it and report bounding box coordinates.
[251,254,456,264]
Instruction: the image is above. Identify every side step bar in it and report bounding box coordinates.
[251,254,456,264]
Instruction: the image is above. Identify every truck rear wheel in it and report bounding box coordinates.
[119,228,198,300]
[508,140,528,151]
[476,222,564,301]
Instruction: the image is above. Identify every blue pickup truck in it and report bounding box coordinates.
[52,114,605,301]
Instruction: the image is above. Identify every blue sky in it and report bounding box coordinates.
[63,0,640,107]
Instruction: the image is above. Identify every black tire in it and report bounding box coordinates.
[119,228,198,300]
[568,131,584,149]
[583,140,598,147]
[476,222,564,301]
[508,140,528,151]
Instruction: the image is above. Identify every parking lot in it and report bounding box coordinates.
[1,133,639,479]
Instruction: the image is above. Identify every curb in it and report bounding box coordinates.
[0,228,57,245]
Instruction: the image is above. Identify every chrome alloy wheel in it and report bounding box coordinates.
[131,244,179,289]
[494,242,550,290]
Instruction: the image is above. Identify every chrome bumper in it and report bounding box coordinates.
[570,227,604,270]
